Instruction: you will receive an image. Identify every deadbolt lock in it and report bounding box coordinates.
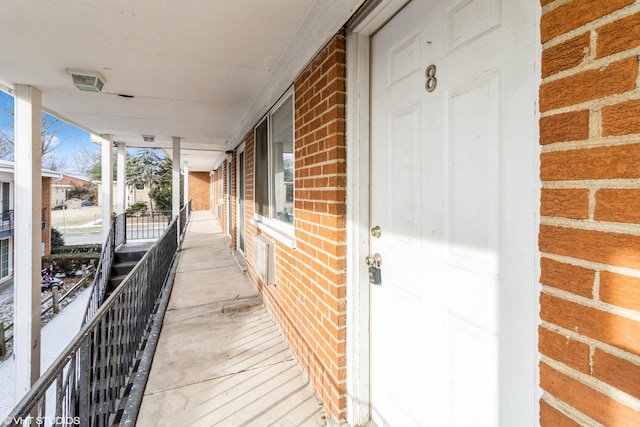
[370,225,382,238]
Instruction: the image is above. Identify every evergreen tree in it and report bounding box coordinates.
[148,158,178,212]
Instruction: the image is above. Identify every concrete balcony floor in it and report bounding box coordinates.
[136,211,326,426]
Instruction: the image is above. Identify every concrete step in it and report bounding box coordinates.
[108,274,127,289]
[111,260,138,276]
[114,250,145,264]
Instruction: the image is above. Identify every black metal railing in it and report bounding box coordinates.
[0,209,13,231]
[125,211,172,241]
[80,207,178,327]
[0,208,51,234]
[5,203,191,426]
[180,203,189,239]
[81,215,118,326]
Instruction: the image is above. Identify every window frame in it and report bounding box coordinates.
[0,237,11,281]
[218,168,224,202]
[253,88,295,245]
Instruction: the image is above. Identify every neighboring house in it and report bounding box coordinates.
[93,181,152,210]
[0,160,59,283]
[51,174,94,209]
[128,182,152,209]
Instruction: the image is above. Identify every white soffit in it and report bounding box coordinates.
[0,0,365,171]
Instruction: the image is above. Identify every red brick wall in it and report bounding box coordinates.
[213,160,237,238]
[230,157,237,248]
[539,1,640,425]
[187,172,210,211]
[41,177,52,256]
[218,163,229,234]
[245,132,256,266]
[243,32,347,421]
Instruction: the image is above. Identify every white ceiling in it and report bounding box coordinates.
[0,0,365,171]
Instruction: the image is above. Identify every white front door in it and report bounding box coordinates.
[237,145,246,255]
[226,159,232,236]
[369,0,537,425]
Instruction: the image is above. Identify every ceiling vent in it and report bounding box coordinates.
[142,135,155,143]
[67,69,105,92]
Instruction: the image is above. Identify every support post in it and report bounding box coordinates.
[183,161,189,209]
[101,135,114,243]
[13,84,42,399]
[116,142,127,215]
[172,137,181,243]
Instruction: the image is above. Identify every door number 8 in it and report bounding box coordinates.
[425,64,437,92]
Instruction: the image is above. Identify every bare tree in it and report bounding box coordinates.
[0,92,69,160]
[72,148,101,178]
[42,152,69,172]
[0,130,11,159]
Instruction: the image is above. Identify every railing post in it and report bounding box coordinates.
[52,286,60,314]
[123,212,127,245]
[78,340,90,426]
[55,372,63,424]
[0,322,5,358]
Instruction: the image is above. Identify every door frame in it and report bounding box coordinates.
[345,1,409,424]
[236,142,246,255]
[226,157,232,237]
[345,1,543,425]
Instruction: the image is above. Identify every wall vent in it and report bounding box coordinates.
[217,204,223,219]
[252,235,275,285]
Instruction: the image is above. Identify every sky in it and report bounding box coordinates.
[0,90,99,178]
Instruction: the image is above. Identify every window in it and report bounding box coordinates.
[0,238,10,280]
[254,92,294,227]
[1,182,9,214]
[218,168,224,200]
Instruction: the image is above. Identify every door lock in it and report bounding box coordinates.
[366,253,383,286]
[370,225,382,238]
[365,253,382,267]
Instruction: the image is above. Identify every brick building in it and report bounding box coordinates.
[210,1,640,425]
[51,174,94,209]
[4,0,640,425]
[0,160,59,283]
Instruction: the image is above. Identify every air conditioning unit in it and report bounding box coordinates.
[252,235,275,285]
[217,204,223,219]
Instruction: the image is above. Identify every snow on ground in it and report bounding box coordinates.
[0,287,91,419]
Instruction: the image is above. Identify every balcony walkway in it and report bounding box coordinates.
[136,211,326,426]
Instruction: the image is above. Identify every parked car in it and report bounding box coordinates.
[81,200,94,207]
